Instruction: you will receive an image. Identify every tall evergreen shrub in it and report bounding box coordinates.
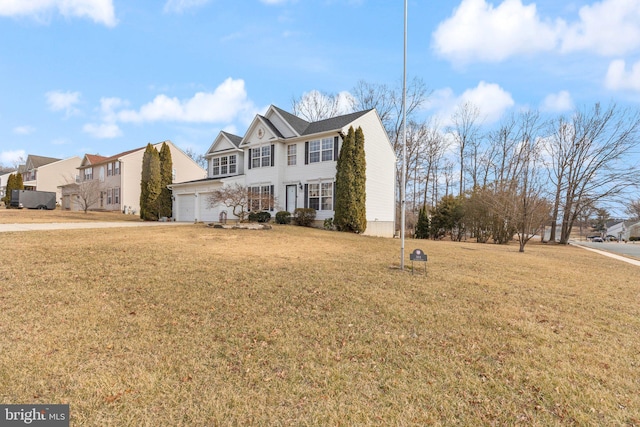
[158,142,173,219]
[140,143,161,220]
[334,126,367,233]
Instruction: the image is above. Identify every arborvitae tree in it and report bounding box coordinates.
[158,142,173,219]
[353,126,367,233]
[15,172,23,191]
[334,126,367,233]
[415,205,430,239]
[3,173,24,206]
[334,126,356,231]
[140,143,161,221]
[2,173,15,205]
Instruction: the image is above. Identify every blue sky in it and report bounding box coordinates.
[1,0,640,167]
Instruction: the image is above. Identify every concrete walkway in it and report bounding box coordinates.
[570,241,640,267]
[0,221,192,233]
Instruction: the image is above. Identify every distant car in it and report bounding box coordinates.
[592,237,604,242]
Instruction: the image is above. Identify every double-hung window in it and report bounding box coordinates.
[107,189,112,204]
[287,144,296,166]
[250,145,273,169]
[248,185,274,211]
[211,155,237,177]
[114,188,120,204]
[306,137,337,164]
[308,182,333,211]
[114,161,120,175]
[107,163,113,176]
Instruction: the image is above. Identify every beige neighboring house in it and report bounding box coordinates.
[60,140,206,215]
[20,155,82,204]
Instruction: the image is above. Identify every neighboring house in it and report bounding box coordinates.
[170,105,396,237]
[60,140,206,214]
[606,219,640,241]
[18,155,82,205]
[0,170,17,202]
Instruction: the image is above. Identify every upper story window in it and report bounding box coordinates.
[249,145,273,169]
[114,161,120,175]
[107,163,113,176]
[211,155,237,177]
[84,168,93,181]
[287,144,297,166]
[306,137,337,164]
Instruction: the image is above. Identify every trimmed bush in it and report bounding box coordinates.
[293,208,316,227]
[275,211,291,224]
[248,211,272,223]
[323,218,335,230]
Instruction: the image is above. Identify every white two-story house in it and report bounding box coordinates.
[170,105,396,237]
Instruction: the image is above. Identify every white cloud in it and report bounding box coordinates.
[540,90,574,112]
[163,0,211,13]
[0,0,117,27]
[13,125,35,135]
[83,123,122,139]
[117,78,255,124]
[260,0,290,5]
[427,81,515,125]
[605,59,640,91]
[46,90,81,117]
[0,149,26,167]
[561,0,640,55]
[433,0,640,63]
[432,0,560,63]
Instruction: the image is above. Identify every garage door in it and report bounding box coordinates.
[177,194,195,222]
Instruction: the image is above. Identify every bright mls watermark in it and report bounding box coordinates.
[0,405,69,426]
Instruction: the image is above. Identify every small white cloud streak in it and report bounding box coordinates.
[432,0,640,63]
[0,0,117,27]
[427,82,515,126]
[46,90,81,117]
[0,149,26,167]
[163,0,211,13]
[116,78,255,124]
[13,126,35,135]
[605,59,640,91]
[540,90,574,112]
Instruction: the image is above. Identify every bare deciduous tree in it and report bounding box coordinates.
[208,183,251,222]
[546,103,640,244]
[291,90,354,122]
[625,199,640,220]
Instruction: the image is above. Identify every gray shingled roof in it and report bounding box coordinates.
[270,106,373,137]
[301,109,373,136]
[271,106,310,135]
[27,155,62,168]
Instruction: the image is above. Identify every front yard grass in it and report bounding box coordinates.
[1,225,639,425]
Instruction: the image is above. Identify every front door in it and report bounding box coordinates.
[286,185,297,213]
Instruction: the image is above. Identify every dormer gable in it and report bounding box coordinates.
[240,115,284,147]
[206,131,243,157]
[80,154,108,169]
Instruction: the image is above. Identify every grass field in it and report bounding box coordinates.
[1,220,639,426]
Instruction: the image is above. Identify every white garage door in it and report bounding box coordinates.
[177,194,195,222]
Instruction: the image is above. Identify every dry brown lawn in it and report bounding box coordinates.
[0,223,639,426]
